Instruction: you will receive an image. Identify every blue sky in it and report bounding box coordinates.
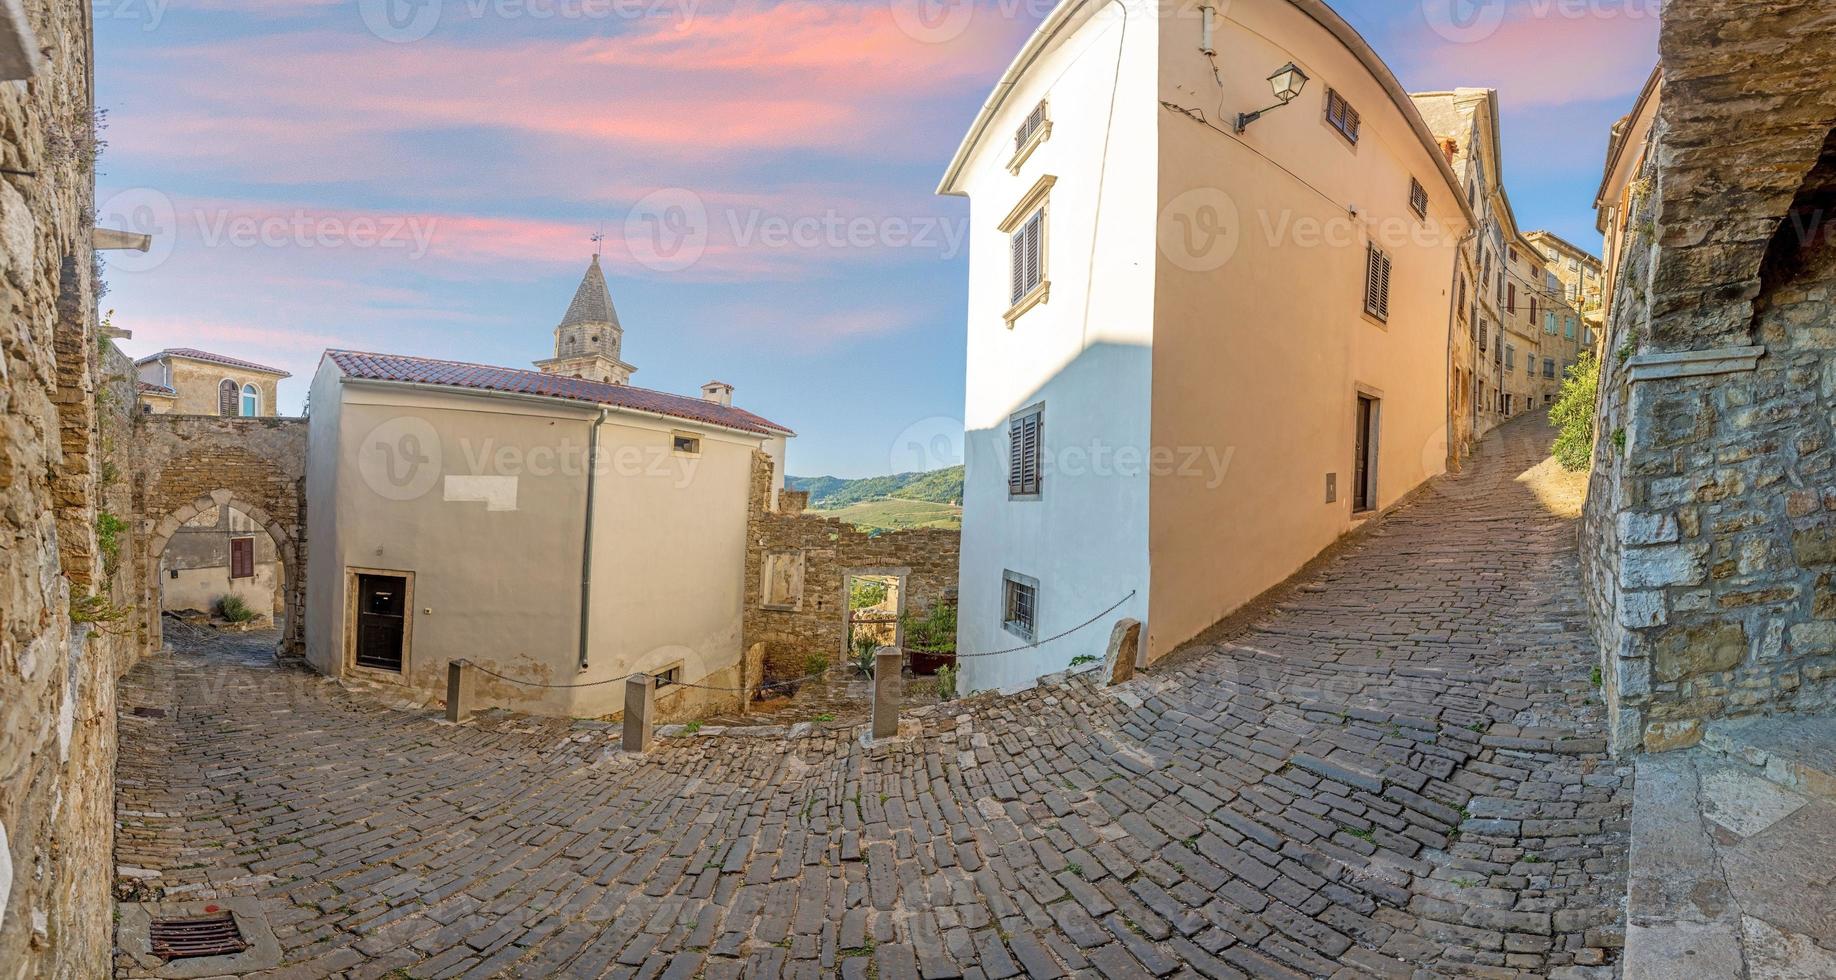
[95,0,1658,477]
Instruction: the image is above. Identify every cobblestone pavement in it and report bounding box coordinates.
[115,418,1630,979]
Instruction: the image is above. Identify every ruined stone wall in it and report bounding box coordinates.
[740,453,960,681]
[0,1,136,974]
[1584,6,1836,753]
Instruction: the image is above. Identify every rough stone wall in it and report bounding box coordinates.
[1583,2,1836,753]
[740,453,960,681]
[0,1,136,974]
[133,414,309,656]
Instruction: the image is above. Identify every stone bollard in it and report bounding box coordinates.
[870,648,903,741]
[445,659,475,722]
[1104,619,1142,687]
[623,674,655,753]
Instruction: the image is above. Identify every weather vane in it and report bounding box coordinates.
[591,224,605,256]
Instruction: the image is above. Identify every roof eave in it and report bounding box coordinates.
[338,374,787,440]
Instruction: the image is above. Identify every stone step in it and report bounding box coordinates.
[1698,715,1836,800]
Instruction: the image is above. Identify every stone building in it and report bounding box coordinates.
[134,346,289,416]
[1525,229,1605,318]
[940,0,1476,691]
[0,0,148,973]
[1582,3,1836,754]
[302,262,793,719]
[533,254,638,385]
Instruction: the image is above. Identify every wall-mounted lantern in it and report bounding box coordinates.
[1235,62,1309,133]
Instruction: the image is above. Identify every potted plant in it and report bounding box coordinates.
[902,602,957,676]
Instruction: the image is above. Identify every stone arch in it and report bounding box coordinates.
[133,415,309,658]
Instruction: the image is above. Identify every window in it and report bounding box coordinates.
[1011,208,1044,306]
[1001,570,1038,641]
[218,379,238,416]
[1324,89,1360,144]
[1530,295,1537,321]
[1507,283,1516,313]
[654,664,682,688]
[1564,316,1576,340]
[1408,177,1428,218]
[229,537,255,579]
[1478,322,1488,352]
[141,403,152,415]
[1508,247,1517,265]
[1544,358,1556,378]
[240,383,259,417]
[672,432,701,456]
[1505,345,1515,370]
[1457,274,1466,310]
[1015,100,1047,153]
[1363,243,1392,321]
[1008,406,1043,497]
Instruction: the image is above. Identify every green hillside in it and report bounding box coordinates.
[821,498,962,533]
[787,465,963,509]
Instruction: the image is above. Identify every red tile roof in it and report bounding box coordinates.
[325,350,794,437]
[134,348,291,377]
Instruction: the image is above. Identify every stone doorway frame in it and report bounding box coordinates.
[145,490,301,657]
[841,567,909,667]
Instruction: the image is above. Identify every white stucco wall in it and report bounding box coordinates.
[948,0,1159,694]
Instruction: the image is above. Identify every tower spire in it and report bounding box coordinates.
[533,255,636,385]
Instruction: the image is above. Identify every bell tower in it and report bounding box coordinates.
[534,254,637,384]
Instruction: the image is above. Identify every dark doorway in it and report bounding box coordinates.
[1354,394,1378,512]
[355,573,407,671]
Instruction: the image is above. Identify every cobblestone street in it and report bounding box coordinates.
[115,419,1630,979]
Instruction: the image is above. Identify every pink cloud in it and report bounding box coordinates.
[1402,3,1658,108]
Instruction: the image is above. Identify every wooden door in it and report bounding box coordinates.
[355,574,406,671]
[1354,396,1375,512]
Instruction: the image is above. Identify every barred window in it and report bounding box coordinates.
[1002,570,1038,641]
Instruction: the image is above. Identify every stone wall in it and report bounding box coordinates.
[741,453,960,683]
[1583,1,1836,753]
[0,1,140,974]
[133,414,309,656]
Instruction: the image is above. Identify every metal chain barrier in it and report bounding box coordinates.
[463,662,639,689]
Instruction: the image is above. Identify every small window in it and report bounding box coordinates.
[654,664,682,688]
[218,379,238,416]
[1015,100,1048,153]
[1010,207,1045,307]
[1001,570,1038,641]
[1363,243,1391,321]
[141,403,152,415]
[1408,178,1428,218]
[240,383,259,417]
[1505,345,1515,370]
[1457,274,1466,310]
[672,433,701,455]
[1324,89,1360,144]
[1544,358,1556,379]
[1008,406,1043,497]
[1506,283,1516,314]
[230,537,255,579]
[1530,295,1537,321]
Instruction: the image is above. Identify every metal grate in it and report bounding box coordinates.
[149,912,247,960]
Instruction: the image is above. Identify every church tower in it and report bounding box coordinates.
[534,254,637,385]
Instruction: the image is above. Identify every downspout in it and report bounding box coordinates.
[578,408,608,670]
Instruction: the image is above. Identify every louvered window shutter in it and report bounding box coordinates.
[1024,212,1042,296]
[1010,226,1025,305]
[1009,411,1042,496]
[1008,420,1023,494]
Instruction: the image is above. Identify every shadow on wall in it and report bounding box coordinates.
[957,340,1154,695]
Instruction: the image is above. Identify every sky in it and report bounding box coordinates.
[95,0,1660,478]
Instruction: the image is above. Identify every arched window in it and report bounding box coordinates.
[218,379,238,416]
[240,383,259,417]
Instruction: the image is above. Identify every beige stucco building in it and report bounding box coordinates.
[303,260,792,718]
[135,347,288,416]
[940,0,1475,691]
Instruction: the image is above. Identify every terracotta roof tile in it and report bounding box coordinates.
[134,348,292,377]
[325,350,793,436]
[136,381,177,396]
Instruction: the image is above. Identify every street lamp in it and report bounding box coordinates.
[1235,62,1309,133]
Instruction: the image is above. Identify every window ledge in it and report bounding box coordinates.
[1007,121,1052,175]
[1005,281,1050,326]
[1001,623,1035,642]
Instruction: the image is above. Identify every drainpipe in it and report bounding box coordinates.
[578,408,609,670]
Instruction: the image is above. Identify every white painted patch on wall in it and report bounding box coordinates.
[443,475,518,511]
[0,821,12,932]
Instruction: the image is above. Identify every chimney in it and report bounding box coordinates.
[700,380,734,407]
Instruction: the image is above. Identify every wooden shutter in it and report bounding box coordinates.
[230,538,254,579]
[1507,283,1516,313]
[1010,227,1024,305]
[219,379,238,416]
[1409,177,1428,218]
[1364,244,1390,320]
[1010,210,1043,306]
[1008,410,1041,496]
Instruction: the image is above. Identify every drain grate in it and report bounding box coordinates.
[148,911,247,960]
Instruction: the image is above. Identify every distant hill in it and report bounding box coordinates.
[787,465,964,510]
[820,498,962,533]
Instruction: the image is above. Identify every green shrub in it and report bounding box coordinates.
[901,602,957,656]
[1548,352,1600,472]
[96,511,127,574]
[217,594,257,623]
[849,578,889,610]
[935,664,958,701]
